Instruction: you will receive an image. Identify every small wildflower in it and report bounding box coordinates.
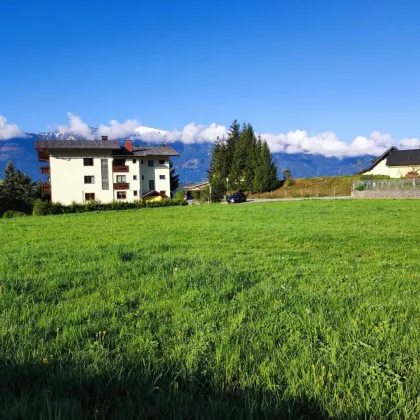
[305,308,311,315]
[311,364,315,369]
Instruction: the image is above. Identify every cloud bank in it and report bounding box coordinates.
[55,113,407,158]
[3,112,420,158]
[0,116,26,140]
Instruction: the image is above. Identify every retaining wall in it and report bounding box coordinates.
[352,190,420,198]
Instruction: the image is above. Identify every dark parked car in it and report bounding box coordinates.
[228,192,246,203]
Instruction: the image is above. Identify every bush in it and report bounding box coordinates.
[285,178,295,187]
[2,210,28,219]
[356,184,365,191]
[174,190,185,200]
[32,198,187,216]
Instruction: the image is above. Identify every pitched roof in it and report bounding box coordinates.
[34,140,179,157]
[387,149,420,166]
[114,146,179,157]
[361,146,398,173]
[35,140,120,149]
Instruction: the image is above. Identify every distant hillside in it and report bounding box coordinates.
[0,133,375,183]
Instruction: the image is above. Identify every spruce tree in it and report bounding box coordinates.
[0,162,35,215]
[226,120,241,174]
[169,160,179,192]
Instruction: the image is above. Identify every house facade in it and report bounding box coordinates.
[362,147,420,178]
[35,138,179,205]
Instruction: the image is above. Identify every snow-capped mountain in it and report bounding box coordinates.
[0,131,375,184]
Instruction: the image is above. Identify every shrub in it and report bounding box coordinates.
[285,178,295,187]
[174,189,185,200]
[356,184,365,191]
[32,200,51,216]
[2,210,28,219]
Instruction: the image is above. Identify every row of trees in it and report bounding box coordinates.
[208,120,279,199]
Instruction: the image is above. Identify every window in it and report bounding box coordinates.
[133,175,137,180]
[84,175,94,184]
[142,175,144,180]
[116,175,126,183]
[117,191,126,199]
[159,159,166,164]
[101,159,109,190]
[160,190,166,195]
[85,193,95,201]
[113,159,125,166]
[133,159,137,164]
[148,160,154,167]
[133,191,138,197]
[149,180,155,191]
[83,158,94,166]
[159,174,166,180]
[141,160,144,164]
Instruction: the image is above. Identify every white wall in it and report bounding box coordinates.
[364,158,420,178]
[140,156,171,196]
[112,156,141,201]
[50,150,114,205]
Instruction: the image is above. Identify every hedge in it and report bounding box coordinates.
[32,199,188,216]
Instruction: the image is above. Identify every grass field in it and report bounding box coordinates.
[1,201,420,419]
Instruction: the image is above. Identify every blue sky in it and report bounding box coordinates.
[1,0,420,150]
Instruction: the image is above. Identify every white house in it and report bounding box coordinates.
[35,137,179,205]
[362,147,420,178]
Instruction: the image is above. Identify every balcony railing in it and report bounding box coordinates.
[41,184,51,194]
[37,149,49,162]
[40,166,50,175]
[113,165,129,172]
[114,182,129,190]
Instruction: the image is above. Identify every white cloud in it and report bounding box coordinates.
[57,112,92,138]
[0,116,26,140]
[53,112,420,158]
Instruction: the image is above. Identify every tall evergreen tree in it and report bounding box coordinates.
[225,120,241,174]
[169,159,179,192]
[0,162,35,215]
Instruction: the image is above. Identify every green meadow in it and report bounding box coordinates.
[1,200,420,419]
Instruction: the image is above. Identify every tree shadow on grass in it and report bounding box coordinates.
[0,360,339,420]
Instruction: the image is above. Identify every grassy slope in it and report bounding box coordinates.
[251,175,363,198]
[1,202,420,419]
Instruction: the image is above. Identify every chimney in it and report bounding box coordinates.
[125,140,133,152]
[101,136,108,141]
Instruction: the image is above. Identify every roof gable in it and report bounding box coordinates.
[361,146,398,173]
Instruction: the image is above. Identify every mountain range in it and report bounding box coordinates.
[0,131,375,184]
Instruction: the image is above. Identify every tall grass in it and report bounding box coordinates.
[1,201,420,419]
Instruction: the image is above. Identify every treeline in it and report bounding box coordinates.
[208,120,279,199]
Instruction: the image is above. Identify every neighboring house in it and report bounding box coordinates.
[35,137,179,204]
[362,147,420,178]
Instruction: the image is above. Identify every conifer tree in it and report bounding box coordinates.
[0,162,35,215]
[169,160,179,192]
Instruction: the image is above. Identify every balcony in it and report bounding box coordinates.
[37,149,49,162]
[40,166,50,175]
[113,165,129,172]
[41,184,51,194]
[114,182,129,190]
